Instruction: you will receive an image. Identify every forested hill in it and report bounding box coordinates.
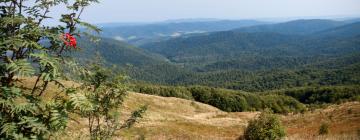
[140,20,360,67]
[136,20,360,91]
[141,31,305,65]
[313,22,360,39]
[74,37,169,67]
[73,37,193,83]
[75,19,360,92]
[99,20,266,45]
[233,19,347,35]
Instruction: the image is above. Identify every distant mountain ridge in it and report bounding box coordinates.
[313,22,360,38]
[77,18,360,91]
[141,19,360,64]
[99,20,267,45]
[234,19,347,35]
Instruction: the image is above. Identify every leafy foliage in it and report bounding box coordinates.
[0,86,68,139]
[0,0,145,139]
[0,0,91,138]
[68,60,147,140]
[243,110,286,140]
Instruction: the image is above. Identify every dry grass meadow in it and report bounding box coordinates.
[17,77,360,140]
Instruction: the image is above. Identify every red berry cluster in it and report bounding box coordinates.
[63,33,77,48]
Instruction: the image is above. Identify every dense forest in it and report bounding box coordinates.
[72,19,360,113]
[75,19,360,92]
[130,84,360,113]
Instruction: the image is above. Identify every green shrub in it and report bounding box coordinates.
[0,0,99,139]
[318,123,329,135]
[0,1,146,139]
[243,110,286,140]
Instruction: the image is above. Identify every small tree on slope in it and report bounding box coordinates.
[0,0,145,139]
[243,110,286,140]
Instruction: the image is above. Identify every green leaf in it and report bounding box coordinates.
[76,19,101,34]
[49,107,68,131]
[11,103,36,116]
[5,59,35,77]
[69,91,94,113]
[0,123,17,138]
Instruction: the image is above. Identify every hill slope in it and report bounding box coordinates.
[314,22,360,39]
[141,20,360,65]
[19,78,360,140]
[137,21,360,91]
[75,20,360,91]
[74,37,191,84]
[140,21,360,74]
[75,37,168,66]
[235,19,346,35]
[101,93,360,139]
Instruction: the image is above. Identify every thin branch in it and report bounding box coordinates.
[31,74,41,94]
[37,5,50,25]
[38,81,49,96]
[18,0,22,15]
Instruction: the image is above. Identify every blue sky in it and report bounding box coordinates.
[50,0,360,23]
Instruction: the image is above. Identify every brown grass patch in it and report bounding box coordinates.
[14,77,360,139]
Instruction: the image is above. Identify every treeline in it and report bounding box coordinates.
[133,85,193,100]
[129,64,360,92]
[272,85,360,104]
[131,84,306,113]
[188,86,305,113]
[125,53,360,92]
[131,84,360,113]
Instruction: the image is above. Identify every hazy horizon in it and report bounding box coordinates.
[92,15,360,25]
[44,0,360,24]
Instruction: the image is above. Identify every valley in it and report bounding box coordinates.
[75,19,360,92]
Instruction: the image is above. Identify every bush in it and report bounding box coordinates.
[0,0,99,139]
[318,123,329,135]
[243,110,286,140]
[0,1,145,139]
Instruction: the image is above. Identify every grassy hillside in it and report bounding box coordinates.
[79,92,360,139]
[18,78,360,139]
